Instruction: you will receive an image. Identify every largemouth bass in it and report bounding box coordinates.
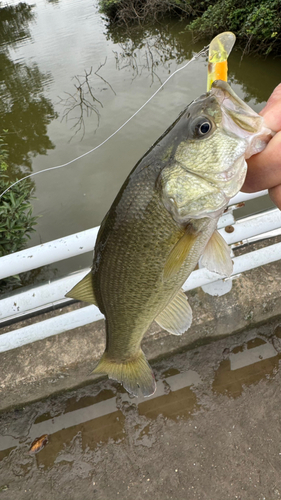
[67,81,272,397]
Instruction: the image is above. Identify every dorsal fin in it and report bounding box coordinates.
[201,230,233,277]
[66,271,97,305]
[155,288,192,335]
[163,229,197,280]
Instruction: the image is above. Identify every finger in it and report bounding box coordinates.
[243,131,281,192]
[260,83,281,132]
[269,184,281,211]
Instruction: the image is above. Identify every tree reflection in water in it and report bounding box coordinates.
[109,23,191,85]
[0,2,58,180]
[57,59,116,141]
[0,2,59,291]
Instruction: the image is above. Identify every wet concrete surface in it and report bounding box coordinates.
[1,319,281,500]
[2,254,281,412]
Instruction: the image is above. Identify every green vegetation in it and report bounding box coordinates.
[99,0,281,55]
[0,136,38,258]
[187,0,281,55]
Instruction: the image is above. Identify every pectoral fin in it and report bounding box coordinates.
[155,289,192,335]
[66,271,97,305]
[201,230,233,277]
[164,230,197,280]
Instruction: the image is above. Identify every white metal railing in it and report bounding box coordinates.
[0,189,281,354]
[1,204,281,323]
[0,190,268,281]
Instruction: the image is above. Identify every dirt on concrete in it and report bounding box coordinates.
[1,318,281,500]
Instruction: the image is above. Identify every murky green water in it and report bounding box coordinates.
[1,0,281,282]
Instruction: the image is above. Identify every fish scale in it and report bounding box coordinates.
[94,164,217,356]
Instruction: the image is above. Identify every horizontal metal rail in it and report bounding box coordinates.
[0,226,99,281]
[0,190,268,281]
[1,207,281,323]
[0,241,280,353]
[221,208,281,245]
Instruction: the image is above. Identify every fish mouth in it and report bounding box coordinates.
[211,80,273,157]
[211,80,261,133]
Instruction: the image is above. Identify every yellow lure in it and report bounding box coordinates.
[207,32,236,91]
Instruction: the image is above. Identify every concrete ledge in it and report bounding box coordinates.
[1,247,281,412]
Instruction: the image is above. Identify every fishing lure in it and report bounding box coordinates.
[207,32,236,91]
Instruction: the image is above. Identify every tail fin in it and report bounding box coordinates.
[92,350,156,397]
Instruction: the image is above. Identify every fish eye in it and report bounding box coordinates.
[199,122,211,135]
[192,117,212,138]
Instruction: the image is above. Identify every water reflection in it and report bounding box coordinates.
[0,328,281,482]
[0,2,34,49]
[58,61,116,141]
[0,3,57,179]
[0,369,200,469]
[110,23,193,85]
[31,370,200,469]
[138,386,198,421]
[228,55,281,105]
[213,332,281,398]
[106,20,190,60]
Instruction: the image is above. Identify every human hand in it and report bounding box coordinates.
[242,83,281,210]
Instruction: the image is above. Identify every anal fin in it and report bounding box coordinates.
[66,271,97,305]
[155,288,192,335]
[201,230,233,277]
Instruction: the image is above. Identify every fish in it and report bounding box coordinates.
[66,80,272,398]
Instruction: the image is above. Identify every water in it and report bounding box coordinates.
[1,320,281,499]
[1,0,281,284]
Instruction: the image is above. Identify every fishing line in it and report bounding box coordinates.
[0,45,209,200]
